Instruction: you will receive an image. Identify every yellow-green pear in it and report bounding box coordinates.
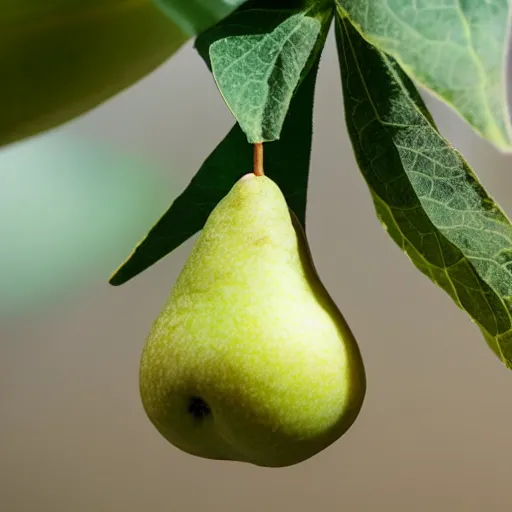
[140,173,366,467]
[0,1,187,147]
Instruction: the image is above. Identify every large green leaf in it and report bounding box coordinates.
[195,0,333,143]
[109,57,321,286]
[0,0,187,147]
[335,11,512,368]
[337,0,512,151]
[154,0,248,35]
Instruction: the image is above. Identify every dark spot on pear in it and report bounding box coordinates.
[188,396,211,420]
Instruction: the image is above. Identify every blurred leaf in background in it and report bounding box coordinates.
[0,0,187,147]
[154,0,247,35]
[0,130,176,320]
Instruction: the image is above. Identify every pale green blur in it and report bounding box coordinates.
[154,0,246,35]
[0,130,174,319]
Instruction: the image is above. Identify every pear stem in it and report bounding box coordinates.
[253,143,264,176]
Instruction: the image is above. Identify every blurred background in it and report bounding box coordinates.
[1,31,512,511]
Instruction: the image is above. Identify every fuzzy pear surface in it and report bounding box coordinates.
[140,173,366,467]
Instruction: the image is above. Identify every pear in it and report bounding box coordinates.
[139,173,366,467]
[1,1,186,147]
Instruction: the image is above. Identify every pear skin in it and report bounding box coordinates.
[140,173,366,467]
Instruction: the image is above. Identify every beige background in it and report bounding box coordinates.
[1,32,512,511]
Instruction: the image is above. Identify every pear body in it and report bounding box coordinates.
[140,174,366,467]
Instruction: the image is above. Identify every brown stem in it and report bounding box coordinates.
[253,142,264,176]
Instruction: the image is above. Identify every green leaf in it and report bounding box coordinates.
[335,12,512,368]
[0,0,187,148]
[109,55,321,286]
[337,0,512,151]
[154,0,248,35]
[196,0,333,143]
